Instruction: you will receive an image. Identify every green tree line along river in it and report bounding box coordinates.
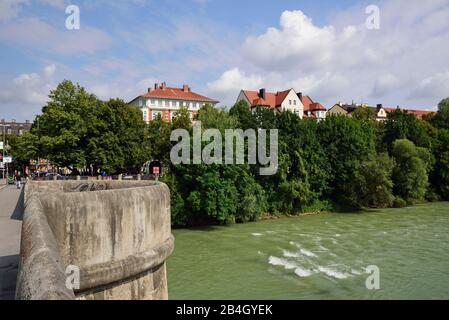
[167,202,449,299]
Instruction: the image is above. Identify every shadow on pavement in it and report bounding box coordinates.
[0,255,19,300]
[10,188,24,221]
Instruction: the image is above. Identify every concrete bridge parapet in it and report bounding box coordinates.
[16,180,174,300]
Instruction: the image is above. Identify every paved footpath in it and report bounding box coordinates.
[0,184,24,300]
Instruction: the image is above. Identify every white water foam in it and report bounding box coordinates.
[300,248,317,258]
[351,269,363,275]
[287,241,317,258]
[317,266,351,279]
[282,250,301,258]
[268,256,297,270]
[294,267,313,277]
[252,233,263,236]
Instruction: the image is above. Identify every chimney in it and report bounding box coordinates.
[148,87,152,93]
[161,82,167,90]
[298,92,303,100]
[377,104,383,109]
[154,83,159,90]
[259,88,266,100]
[183,84,190,92]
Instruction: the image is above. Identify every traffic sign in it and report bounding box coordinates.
[3,156,12,163]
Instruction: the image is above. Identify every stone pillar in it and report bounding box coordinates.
[76,176,81,181]
[137,174,141,181]
[118,174,122,181]
[98,175,102,181]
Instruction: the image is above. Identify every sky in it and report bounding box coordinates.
[1,0,449,121]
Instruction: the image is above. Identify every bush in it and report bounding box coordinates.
[393,197,407,208]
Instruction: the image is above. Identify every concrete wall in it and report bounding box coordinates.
[16,181,174,300]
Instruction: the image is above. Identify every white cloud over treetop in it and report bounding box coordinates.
[209,1,449,109]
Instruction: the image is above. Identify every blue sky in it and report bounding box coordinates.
[1,0,449,121]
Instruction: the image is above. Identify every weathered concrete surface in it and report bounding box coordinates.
[16,181,174,300]
[0,185,23,300]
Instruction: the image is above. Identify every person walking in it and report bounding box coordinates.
[14,171,22,189]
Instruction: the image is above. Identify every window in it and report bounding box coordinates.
[176,101,180,108]
[289,100,292,105]
[196,102,200,108]
[153,111,162,120]
[294,100,297,105]
[155,100,159,107]
[183,101,187,107]
[189,102,193,108]
[7,129,12,135]
[169,100,173,107]
[162,100,166,107]
[143,111,148,121]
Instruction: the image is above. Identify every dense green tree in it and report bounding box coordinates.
[391,139,429,203]
[429,98,449,130]
[432,129,449,199]
[14,81,150,174]
[351,107,377,122]
[172,106,192,130]
[382,109,432,150]
[353,153,395,208]
[229,100,255,130]
[317,115,376,207]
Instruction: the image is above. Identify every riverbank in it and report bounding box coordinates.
[167,202,449,300]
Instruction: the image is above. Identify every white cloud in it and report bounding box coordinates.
[412,71,449,99]
[0,0,27,22]
[371,74,401,97]
[207,68,264,104]
[242,10,336,72]
[0,17,111,55]
[210,2,449,109]
[0,64,57,119]
[44,64,56,78]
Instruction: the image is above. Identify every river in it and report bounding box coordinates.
[167,202,449,299]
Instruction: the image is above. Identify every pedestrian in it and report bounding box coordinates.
[15,171,22,189]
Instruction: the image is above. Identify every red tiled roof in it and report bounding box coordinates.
[300,95,326,111]
[310,102,326,111]
[133,83,218,103]
[243,89,291,109]
[300,95,314,111]
[384,107,434,117]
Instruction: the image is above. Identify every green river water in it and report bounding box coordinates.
[167,202,449,300]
